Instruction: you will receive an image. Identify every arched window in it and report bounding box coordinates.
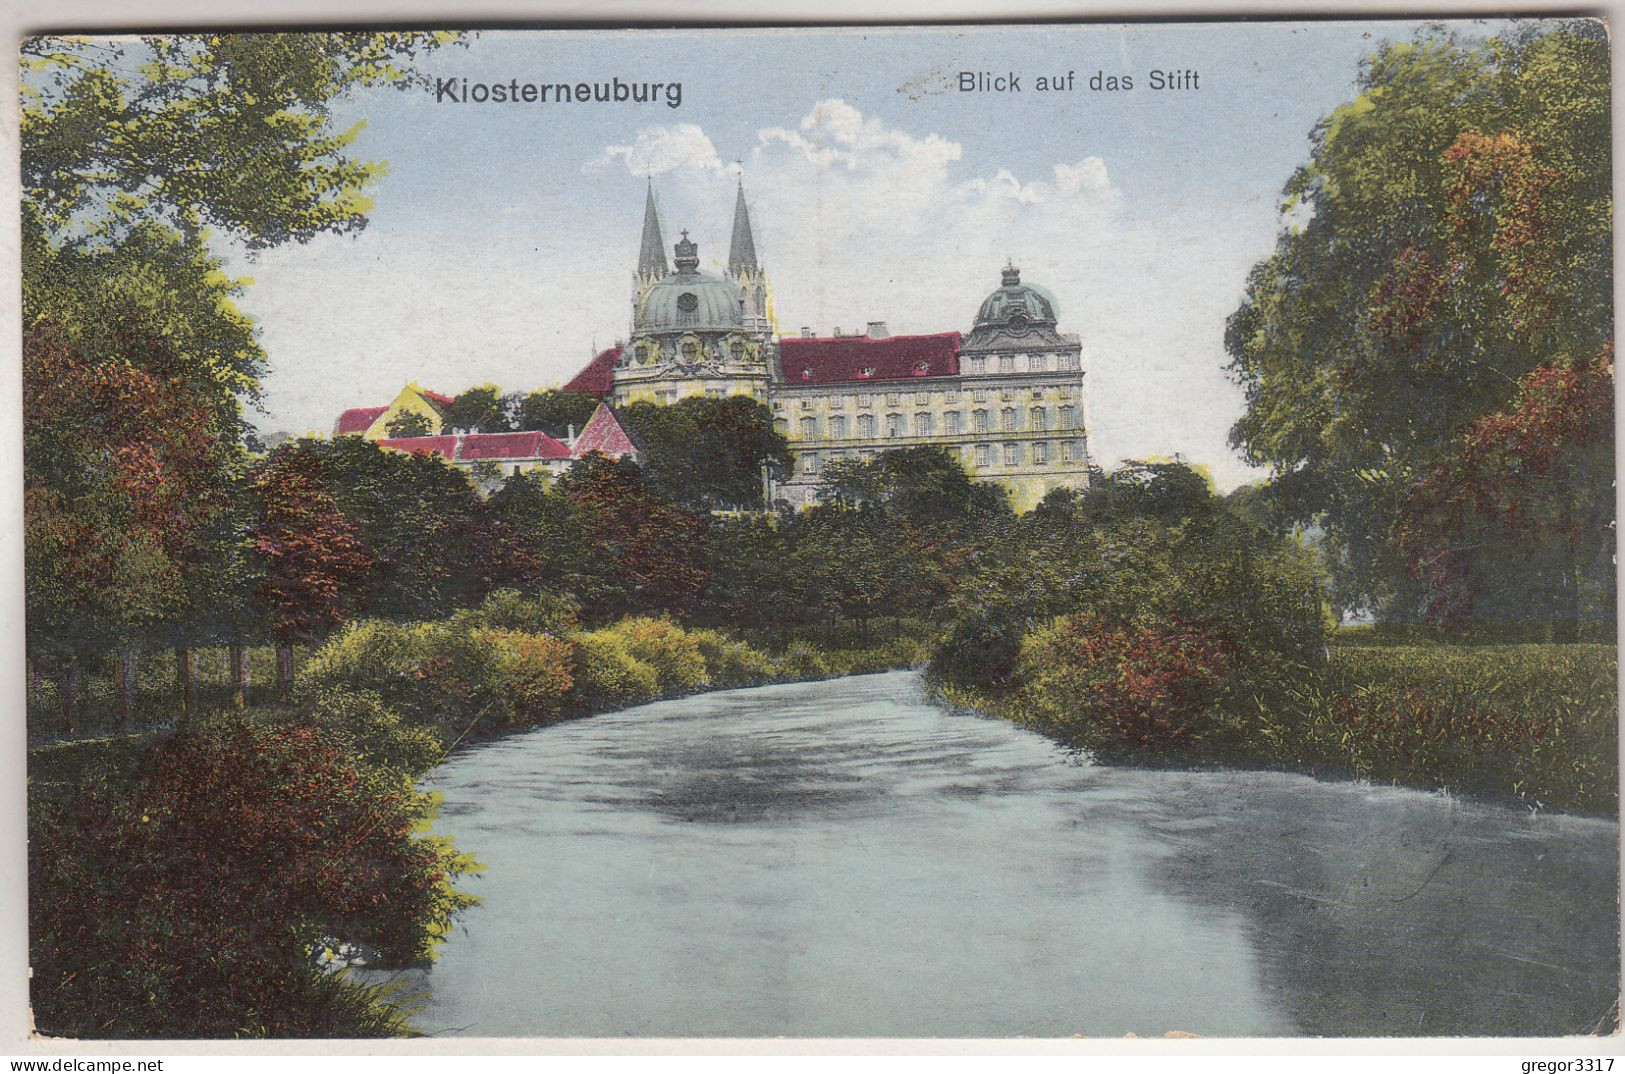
[972,409,989,433]
[1000,408,1017,432]
[857,414,875,438]
[1030,406,1047,431]
[914,412,934,437]
[800,416,818,439]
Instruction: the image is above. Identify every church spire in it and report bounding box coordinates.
[637,179,669,279]
[728,180,759,276]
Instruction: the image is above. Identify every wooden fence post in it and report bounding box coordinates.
[115,650,135,729]
[231,643,249,708]
[176,646,195,723]
[61,660,78,735]
[276,643,293,705]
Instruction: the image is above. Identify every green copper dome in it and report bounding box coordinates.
[635,231,744,335]
[974,263,1059,329]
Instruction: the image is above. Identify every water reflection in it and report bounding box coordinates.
[373,671,1618,1038]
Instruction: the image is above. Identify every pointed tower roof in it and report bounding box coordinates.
[637,180,669,278]
[728,181,759,275]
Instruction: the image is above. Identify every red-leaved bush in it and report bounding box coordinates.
[1017,615,1233,750]
[29,719,477,1038]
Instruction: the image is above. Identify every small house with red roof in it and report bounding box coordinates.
[334,381,458,440]
[365,401,637,492]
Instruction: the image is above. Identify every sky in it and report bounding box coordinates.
[221,19,1525,491]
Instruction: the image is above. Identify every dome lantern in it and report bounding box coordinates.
[674,230,700,274]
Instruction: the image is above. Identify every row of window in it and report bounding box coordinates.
[787,406,1077,440]
[781,385,1075,411]
[961,352,1081,375]
[798,440,1084,475]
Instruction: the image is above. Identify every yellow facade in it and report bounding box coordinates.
[772,375,1089,513]
[366,382,450,440]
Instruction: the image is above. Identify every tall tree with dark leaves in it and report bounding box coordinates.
[1225,24,1610,621]
[555,454,711,619]
[250,446,373,701]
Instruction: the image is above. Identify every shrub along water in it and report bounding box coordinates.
[29,718,479,1038]
[924,463,1617,816]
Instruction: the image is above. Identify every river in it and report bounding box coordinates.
[371,670,1619,1038]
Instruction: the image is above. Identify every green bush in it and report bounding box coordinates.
[300,619,515,738]
[775,644,830,680]
[609,617,709,693]
[688,628,776,687]
[567,630,661,711]
[474,628,575,724]
[450,589,580,637]
[302,687,445,778]
[821,637,928,676]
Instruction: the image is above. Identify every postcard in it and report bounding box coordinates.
[17,19,1619,1042]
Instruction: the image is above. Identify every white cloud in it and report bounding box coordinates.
[592,123,733,177]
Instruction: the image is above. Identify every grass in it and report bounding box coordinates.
[939,640,1618,817]
[1296,642,1618,815]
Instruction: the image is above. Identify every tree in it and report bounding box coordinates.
[301,437,492,621]
[251,446,374,700]
[23,323,239,729]
[618,396,790,509]
[23,33,459,250]
[820,445,1011,532]
[384,411,433,438]
[1224,24,1611,619]
[442,384,513,434]
[482,472,605,607]
[784,505,910,641]
[514,389,600,440]
[697,515,800,638]
[554,454,710,619]
[22,32,458,712]
[1394,343,1614,633]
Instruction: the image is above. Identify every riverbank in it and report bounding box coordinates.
[934,640,1618,817]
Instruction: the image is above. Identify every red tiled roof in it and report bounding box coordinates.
[562,347,622,397]
[572,403,637,459]
[459,431,572,461]
[377,432,572,464]
[335,406,388,436]
[777,332,961,385]
[377,435,458,460]
[421,389,456,409]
